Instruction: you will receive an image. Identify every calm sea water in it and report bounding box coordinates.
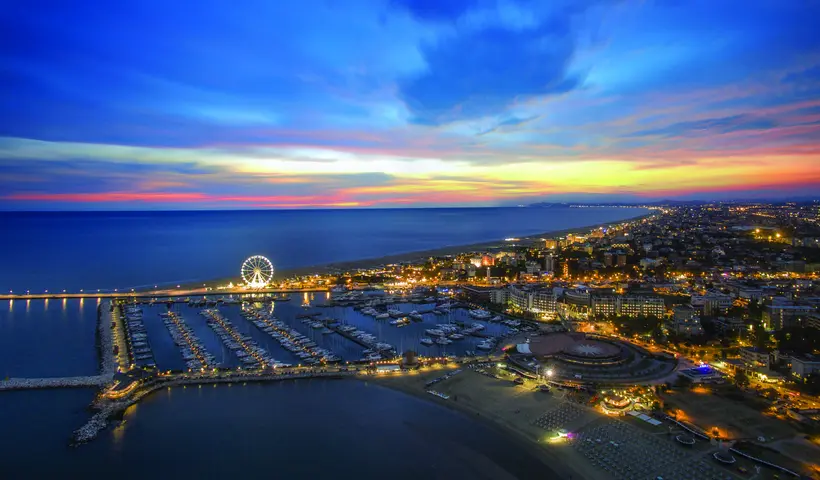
[0,207,648,292]
[0,207,648,478]
[0,381,554,479]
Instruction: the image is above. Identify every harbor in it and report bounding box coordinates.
[0,292,520,448]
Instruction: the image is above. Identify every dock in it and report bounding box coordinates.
[0,375,111,391]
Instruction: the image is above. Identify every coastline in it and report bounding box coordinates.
[200,208,655,288]
[369,372,596,480]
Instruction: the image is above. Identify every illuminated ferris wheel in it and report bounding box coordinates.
[241,255,274,288]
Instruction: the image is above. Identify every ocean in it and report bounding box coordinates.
[0,207,648,292]
[0,207,647,478]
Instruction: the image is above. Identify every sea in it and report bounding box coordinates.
[0,207,647,478]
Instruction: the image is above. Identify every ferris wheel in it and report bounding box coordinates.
[241,255,274,288]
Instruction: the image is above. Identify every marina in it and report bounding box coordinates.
[121,305,156,369]
[159,311,217,371]
[200,309,275,369]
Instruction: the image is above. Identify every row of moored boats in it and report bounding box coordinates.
[160,311,216,370]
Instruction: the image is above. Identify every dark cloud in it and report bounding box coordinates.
[477,114,540,135]
[629,114,778,138]
[400,24,579,124]
[391,0,479,22]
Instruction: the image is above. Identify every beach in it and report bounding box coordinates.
[370,366,609,480]
[205,209,656,288]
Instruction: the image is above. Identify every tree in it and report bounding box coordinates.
[734,370,750,388]
[675,375,693,389]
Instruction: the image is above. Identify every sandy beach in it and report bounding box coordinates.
[370,367,609,480]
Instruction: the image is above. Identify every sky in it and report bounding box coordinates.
[1,0,819,210]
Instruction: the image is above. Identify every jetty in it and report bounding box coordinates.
[0,375,111,391]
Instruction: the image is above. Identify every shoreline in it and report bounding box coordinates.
[197,208,655,288]
[369,374,590,480]
[79,373,585,478]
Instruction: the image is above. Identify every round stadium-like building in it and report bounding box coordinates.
[509,332,677,384]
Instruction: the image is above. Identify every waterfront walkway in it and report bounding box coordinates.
[0,375,112,391]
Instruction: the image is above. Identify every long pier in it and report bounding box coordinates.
[326,324,373,350]
[0,288,328,301]
[0,375,111,391]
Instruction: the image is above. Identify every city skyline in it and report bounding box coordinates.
[2,0,820,210]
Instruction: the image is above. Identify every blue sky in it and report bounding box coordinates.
[1,0,819,209]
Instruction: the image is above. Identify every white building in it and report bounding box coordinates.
[791,354,820,379]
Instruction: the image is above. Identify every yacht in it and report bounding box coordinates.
[387,307,403,317]
[375,312,390,320]
[425,328,445,337]
[435,337,452,345]
[471,322,486,331]
[469,309,492,320]
[449,333,465,340]
[389,317,410,327]
[419,337,434,346]
[476,340,494,351]
[408,311,424,321]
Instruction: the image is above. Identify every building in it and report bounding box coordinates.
[763,304,815,330]
[791,354,820,379]
[544,238,559,250]
[618,295,665,318]
[669,305,704,336]
[525,261,541,274]
[489,288,509,305]
[807,313,820,330]
[617,254,627,267]
[691,292,733,316]
[714,316,745,334]
[591,294,618,318]
[740,347,770,368]
[461,286,493,304]
[544,254,556,273]
[508,285,557,319]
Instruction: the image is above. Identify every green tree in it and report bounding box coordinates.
[734,370,750,388]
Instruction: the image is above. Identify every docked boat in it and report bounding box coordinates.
[425,328,445,337]
[375,312,390,320]
[449,333,465,340]
[435,337,452,345]
[389,317,411,327]
[419,337,434,346]
[408,311,424,321]
[469,309,492,320]
[476,340,494,350]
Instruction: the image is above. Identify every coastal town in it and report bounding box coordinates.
[3,202,820,479]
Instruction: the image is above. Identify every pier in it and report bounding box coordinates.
[0,375,111,391]
[327,323,373,349]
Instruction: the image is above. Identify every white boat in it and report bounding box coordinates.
[419,337,434,346]
[408,311,424,321]
[469,309,492,319]
[375,312,390,320]
[476,340,493,350]
[387,308,403,317]
[435,337,452,345]
[471,322,486,331]
[425,328,445,337]
[449,333,465,340]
